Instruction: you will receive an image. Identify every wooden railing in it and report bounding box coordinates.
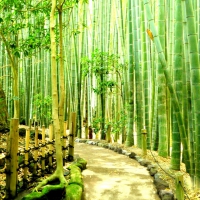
[0,116,75,199]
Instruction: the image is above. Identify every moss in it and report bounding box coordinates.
[21,181,66,200]
[66,184,82,200]
[21,157,87,200]
[71,158,87,170]
[68,165,83,189]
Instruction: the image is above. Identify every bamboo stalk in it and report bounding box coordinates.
[63,121,67,163]
[48,123,53,171]
[69,112,76,161]
[9,118,19,198]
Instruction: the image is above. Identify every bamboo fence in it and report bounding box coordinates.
[0,119,74,199]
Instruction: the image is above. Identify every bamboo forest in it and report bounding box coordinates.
[0,0,200,199]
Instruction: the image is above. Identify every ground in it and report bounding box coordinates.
[0,128,200,200]
[75,142,160,200]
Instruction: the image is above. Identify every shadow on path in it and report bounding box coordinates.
[75,142,160,200]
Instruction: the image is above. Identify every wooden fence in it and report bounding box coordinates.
[0,114,76,199]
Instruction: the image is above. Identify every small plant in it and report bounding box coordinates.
[91,117,102,134]
[111,110,127,135]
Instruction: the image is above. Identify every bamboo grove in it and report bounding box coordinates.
[0,0,200,189]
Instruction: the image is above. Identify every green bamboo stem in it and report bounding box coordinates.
[143,0,191,173]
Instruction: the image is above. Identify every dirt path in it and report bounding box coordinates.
[75,142,160,200]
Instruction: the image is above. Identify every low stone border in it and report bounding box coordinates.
[75,138,175,200]
[21,157,87,200]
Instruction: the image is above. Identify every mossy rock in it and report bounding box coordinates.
[68,165,83,189]
[72,158,87,170]
[66,184,82,200]
[21,182,66,200]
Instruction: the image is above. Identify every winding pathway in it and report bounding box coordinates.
[75,142,160,200]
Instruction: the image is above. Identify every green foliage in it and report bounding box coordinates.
[91,117,102,133]
[93,80,116,94]
[0,0,51,59]
[0,97,6,118]
[81,49,126,76]
[81,49,126,94]
[32,93,52,122]
[109,110,127,135]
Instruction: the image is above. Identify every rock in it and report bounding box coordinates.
[95,141,99,146]
[66,184,82,200]
[117,148,122,154]
[102,143,108,148]
[98,143,103,147]
[159,190,174,200]
[147,165,158,176]
[72,157,87,170]
[135,155,141,162]
[125,152,131,156]
[150,168,158,176]
[129,152,136,159]
[75,138,80,142]
[154,173,169,191]
[147,164,155,170]
[87,141,94,145]
[140,159,151,167]
[110,145,115,150]
[80,139,87,143]
[137,158,144,164]
[75,138,87,143]
[122,150,127,155]
[114,146,119,152]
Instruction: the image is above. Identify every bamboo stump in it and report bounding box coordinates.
[175,172,184,200]
[142,128,147,156]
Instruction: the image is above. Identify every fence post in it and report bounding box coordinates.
[175,172,184,200]
[69,112,76,161]
[9,118,19,198]
[141,128,147,156]
[23,128,30,188]
[33,126,39,177]
[41,125,45,174]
